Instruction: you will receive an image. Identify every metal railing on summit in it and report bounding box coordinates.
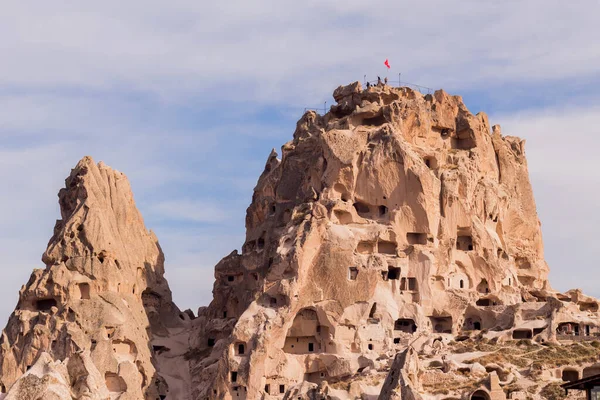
[303,102,327,115]
[364,74,434,95]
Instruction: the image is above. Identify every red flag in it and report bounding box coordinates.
[384,59,390,69]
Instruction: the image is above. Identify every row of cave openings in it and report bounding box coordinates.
[562,365,600,383]
[225,379,287,398]
[242,232,267,254]
[347,265,417,291]
[25,281,93,314]
[354,231,475,257]
[431,124,477,150]
[353,111,476,151]
[348,262,500,305]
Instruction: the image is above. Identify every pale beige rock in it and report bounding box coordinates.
[1,82,600,400]
[0,157,184,399]
[187,82,554,399]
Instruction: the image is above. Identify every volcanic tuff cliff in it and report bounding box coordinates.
[1,82,599,400]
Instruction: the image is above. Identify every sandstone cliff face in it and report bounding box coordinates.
[186,82,554,399]
[0,157,182,399]
[2,82,599,400]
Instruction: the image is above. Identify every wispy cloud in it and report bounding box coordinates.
[1,1,599,103]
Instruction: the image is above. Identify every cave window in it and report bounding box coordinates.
[223,311,227,318]
[270,297,277,306]
[36,298,57,312]
[353,202,371,217]
[79,283,91,300]
[348,267,359,281]
[208,338,215,347]
[363,114,387,126]
[368,303,377,321]
[407,232,427,245]
[474,321,481,330]
[533,328,546,336]
[231,371,237,382]
[477,279,489,294]
[368,344,373,350]
[430,316,453,333]
[279,385,285,394]
[393,338,400,344]
[476,298,491,306]
[237,343,245,355]
[377,241,397,255]
[459,280,464,289]
[379,205,388,216]
[562,369,579,383]
[227,275,234,282]
[257,236,265,250]
[512,329,532,339]
[457,235,474,251]
[265,384,270,394]
[424,156,437,169]
[408,278,417,291]
[308,342,314,352]
[394,319,417,333]
[388,266,400,280]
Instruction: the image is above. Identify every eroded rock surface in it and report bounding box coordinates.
[1,83,599,400]
[0,158,184,399]
[186,82,556,398]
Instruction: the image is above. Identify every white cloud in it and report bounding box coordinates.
[1,1,599,104]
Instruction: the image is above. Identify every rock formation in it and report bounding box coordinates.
[2,82,600,400]
[187,81,557,399]
[0,158,184,399]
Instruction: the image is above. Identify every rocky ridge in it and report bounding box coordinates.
[0,82,598,400]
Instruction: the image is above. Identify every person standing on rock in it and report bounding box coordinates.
[377,76,382,86]
[384,77,388,86]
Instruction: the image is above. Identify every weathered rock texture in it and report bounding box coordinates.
[0,158,183,399]
[186,81,561,399]
[2,82,600,400]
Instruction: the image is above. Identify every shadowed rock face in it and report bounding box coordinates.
[2,82,596,400]
[0,157,182,399]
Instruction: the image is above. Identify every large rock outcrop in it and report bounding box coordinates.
[2,82,599,400]
[0,157,183,399]
[186,82,555,399]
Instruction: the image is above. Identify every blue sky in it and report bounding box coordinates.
[1,1,600,321]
